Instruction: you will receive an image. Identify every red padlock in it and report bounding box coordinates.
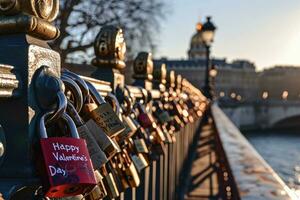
[136,103,153,128]
[38,112,97,198]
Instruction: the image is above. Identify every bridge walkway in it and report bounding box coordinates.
[183,119,222,200]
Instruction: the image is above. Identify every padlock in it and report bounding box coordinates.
[67,102,109,169]
[126,138,149,171]
[83,95,125,138]
[136,103,153,128]
[116,94,140,142]
[150,139,166,158]
[38,112,96,198]
[153,101,172,124]
[161,125,173,144]
[122,150,140,188]
[133,138,149,154]
[117,114,140,144]
[136,102,166,143]
[85,119,120,160]
[130,153,149,172]
[113,154,130,190]
[157,110,172,124]
[62,75,116,165]
[179,102,190,124]
[107,159,127,193]
[100,165,120,199]
[86,171,107,200]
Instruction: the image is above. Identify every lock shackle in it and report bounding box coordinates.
[62,112,80,139]
[134,101,147,114]
[137,87,149,105]
[104,93,121,115]
[39,111,55,139]
[40,110,80,139]
[62,69,90,104]
[46,91,68,125]
[124,85,134,101]
[61,75,83,112]
[34,66,65,111]
[85,81,106,105]
[67,101,84,127]
[121,96,132,116]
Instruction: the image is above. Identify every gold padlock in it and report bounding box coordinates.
[67,103,109,169]
[122,150,140,188]
[131,153,149,172]
[100,165,120,199]
[161,125,173,144]
[116,115,138,144]
[133,138,149,153]
[113,154,130,190]
[77,124,109,168]
[85,119,120,160]
[152,123,166,143]
[83,98,125,137]
[86,171,107,200]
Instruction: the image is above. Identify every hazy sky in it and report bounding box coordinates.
[156,0,300,70]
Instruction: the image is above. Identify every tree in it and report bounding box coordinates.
[50,0,166,65]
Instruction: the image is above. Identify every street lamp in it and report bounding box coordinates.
[201,16,216,99]
[209,64,218,77]
[209,64,218,99]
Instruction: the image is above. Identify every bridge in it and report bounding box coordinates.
[0,1,299,200]
[220,100,300,130]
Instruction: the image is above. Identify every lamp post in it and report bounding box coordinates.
[201,16,216,99]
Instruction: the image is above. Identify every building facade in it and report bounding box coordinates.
[154,22,259,102]
[258,66,300,101]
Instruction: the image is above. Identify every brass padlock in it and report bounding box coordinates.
[161,125,173,144]
[85,119,120,160]
[150,140,166,158]
[83,95,125,138]
[152,123,166,143]
[100,165,120,199]
[117,95,140,143]
[67,103,109,169]
[133,138,149,154]
[172,115,184,130]
[113,154,130,190]
[131,153,149,172]
[153,101,172,124]
[117,114,139,144]
[122,150,140,188]
[86,171,108,200]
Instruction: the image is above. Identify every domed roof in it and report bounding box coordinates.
[188,22,206,59]
[190,22,204,46]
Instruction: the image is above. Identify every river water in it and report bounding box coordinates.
[243,130,300,197]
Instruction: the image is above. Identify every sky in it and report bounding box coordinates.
[155,0,300,71]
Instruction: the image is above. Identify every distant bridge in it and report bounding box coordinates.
[220,100,300,130]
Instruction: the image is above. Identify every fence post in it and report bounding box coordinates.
[132,52,156,200]
[153,63,169,200]
[91,26,126,91]
[0,1,61,198]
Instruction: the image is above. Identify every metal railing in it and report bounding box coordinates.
[0,3,209,199]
